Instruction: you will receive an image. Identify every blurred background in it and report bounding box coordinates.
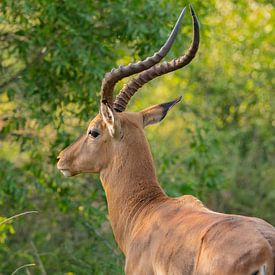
[0,0,274,274]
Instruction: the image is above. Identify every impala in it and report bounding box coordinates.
[57,6,275,275]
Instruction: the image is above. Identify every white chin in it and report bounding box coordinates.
[60,170,72,177]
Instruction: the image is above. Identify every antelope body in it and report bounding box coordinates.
[57,6,275,275]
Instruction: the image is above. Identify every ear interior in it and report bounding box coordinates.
[100,102,121,138]
[100,102,116,137]
[142,96,182,127]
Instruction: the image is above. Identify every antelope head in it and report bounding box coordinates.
[57,5,199,178]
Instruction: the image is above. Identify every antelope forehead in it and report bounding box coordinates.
[88,115,106,130]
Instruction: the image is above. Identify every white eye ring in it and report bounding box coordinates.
[88,129,100,139]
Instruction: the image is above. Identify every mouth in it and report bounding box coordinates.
[59,169,72,177]
[57,163,72,177]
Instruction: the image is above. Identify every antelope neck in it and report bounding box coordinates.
[100,132,166,253]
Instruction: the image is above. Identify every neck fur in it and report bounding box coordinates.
[100,126,165,253]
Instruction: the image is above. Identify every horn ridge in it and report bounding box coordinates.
[100,6,187,107]
[114,5,199,112]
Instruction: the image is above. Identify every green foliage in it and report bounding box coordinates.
[0,217,15,244]
[0,0,274,273]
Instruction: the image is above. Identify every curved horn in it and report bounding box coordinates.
[113,5,199,112]
[101,7,187,107]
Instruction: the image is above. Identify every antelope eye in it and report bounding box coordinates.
[88,129,100,139]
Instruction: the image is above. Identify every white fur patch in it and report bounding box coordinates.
[258,264,267,275]
[60,170,72,177]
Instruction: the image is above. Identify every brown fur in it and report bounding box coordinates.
[57,108,275,275]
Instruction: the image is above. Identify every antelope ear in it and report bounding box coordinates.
[141,96,182,128]
[100,102,121,138]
